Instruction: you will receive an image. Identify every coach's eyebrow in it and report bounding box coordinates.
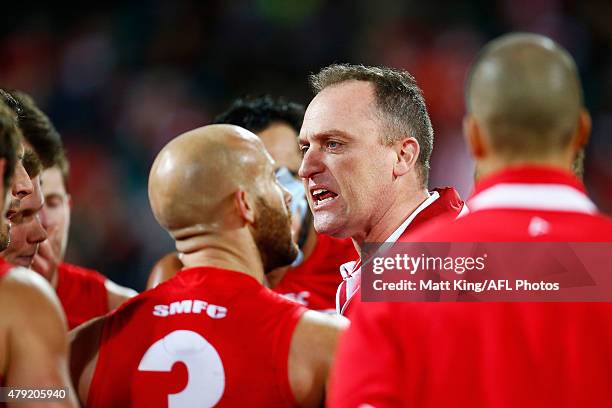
[300,129,355,144]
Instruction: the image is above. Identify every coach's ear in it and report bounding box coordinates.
[393,136,420,178]
[235,189,255,225]
[464,115,486,159]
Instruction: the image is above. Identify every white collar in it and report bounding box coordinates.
[338,190,441,279]
[469,183,597,214]
[385,190,439,243]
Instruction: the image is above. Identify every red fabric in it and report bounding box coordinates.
[400,187,466,236]
[88,267,306,408]
[338,187,465,316]
[0,257,12,278]
[329,166,612,408]
[273,234,356,312]
[56,262,109,330]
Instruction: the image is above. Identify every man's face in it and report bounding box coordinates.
[257,122,307,242]
[2,175,47,267]
[0,143,32,250]
[298,80,398,239]
[0,163,10,251]
[40,166,70,261]
[258,122,302,174]
[250,154,298,272]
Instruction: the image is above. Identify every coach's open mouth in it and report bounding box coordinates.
[311,188,338,207]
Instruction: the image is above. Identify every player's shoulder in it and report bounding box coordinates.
[0,267,66,331]
[296,310,349,336]
[0,267,60,308]
[59,262,106,283]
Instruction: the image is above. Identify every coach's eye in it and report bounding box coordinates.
[299,145,309,156]
[326,141,340,149]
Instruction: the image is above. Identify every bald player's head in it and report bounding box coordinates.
[466,33,590,166]
[149,124,297,272]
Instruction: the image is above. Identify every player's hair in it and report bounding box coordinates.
[0,99,20,191]
[5,90,66,170]
[23,149,42,179]
[213,95,305,134]
[310,63,434,187]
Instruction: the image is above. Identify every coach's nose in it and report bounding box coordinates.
[298,147,325,180]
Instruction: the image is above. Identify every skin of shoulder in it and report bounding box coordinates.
[0,267,79,407]
[288,310,349,407]
[105,279,138,311]
[146,252,183,289]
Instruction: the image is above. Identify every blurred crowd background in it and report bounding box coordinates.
[1,0,610,290]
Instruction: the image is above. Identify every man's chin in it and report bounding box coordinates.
[11,256,34,268]
[313,219,348,238]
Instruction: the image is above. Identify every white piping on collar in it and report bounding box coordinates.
[385,190,439,243]
[337,190,443,280]
[469,183,597,214]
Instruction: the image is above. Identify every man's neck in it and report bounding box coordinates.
[477,155,572,182]
[177,233,266,284]
[352,188,430,253]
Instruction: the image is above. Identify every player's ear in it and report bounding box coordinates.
[573,109,591,152]
[235,189,255,225]
[393,136,419,178]
[464,115,486,159]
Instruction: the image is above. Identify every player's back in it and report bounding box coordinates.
[331,167,612,407]
[87,266,306,407]
[334,300,612,408]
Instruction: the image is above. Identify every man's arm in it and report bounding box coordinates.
[289,311,349,408]
[69,316,105,406]
[145,252,183,289]
[104,280,137,311]
[1,268,80,408]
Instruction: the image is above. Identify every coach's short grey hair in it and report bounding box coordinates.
[310,63,434,187]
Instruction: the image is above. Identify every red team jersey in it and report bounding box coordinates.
[88,266,306,407]
[273,234,357,313]
[0,257,12,277]
[330,166,612,407]
[336,187,466,316]
[56,262,109,329]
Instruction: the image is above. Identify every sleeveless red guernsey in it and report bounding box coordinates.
[0,257,11,278]
[273,234,356,313]
[88,266,307,407]
[56,262,109,329]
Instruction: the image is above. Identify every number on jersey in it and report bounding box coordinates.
[138,330,225,407]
